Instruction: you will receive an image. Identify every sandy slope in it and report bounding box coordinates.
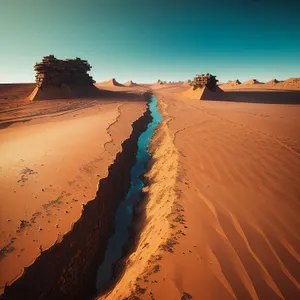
[102,84,300,299]
[0,84,147,292]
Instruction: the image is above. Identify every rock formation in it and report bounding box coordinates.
[28,55,100,100]
[34,55,95,88]
[190,73,219,91]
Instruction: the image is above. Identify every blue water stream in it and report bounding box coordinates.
[96,95,162,290]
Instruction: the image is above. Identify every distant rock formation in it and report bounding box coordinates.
[190,73,219,91]
[157,80,163,85]
[124,80,137,87]
[28,55,99,100]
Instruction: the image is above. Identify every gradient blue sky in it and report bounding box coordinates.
[0,0,299,83]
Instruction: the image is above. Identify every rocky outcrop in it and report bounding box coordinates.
[2,98,153,300]
[34,55,95,88]
[190,73,219,91]
[28,55,100,100]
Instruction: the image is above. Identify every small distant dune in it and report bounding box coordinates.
[221,79,241,88]
[123,80,137,87]
[98,78,124,87]
[265,78,279,85]
[241,79,263,85]
[230,79,241,85]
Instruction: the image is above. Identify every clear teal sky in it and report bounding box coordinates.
[0,0,299,83]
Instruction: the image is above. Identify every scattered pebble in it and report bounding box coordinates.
[7,219,11,222]
[65,210,69,214]
[55,224,59,228]
[39,227,43,231]
[42,189,45,192]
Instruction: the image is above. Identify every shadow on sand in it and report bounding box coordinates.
[213,90,300,104]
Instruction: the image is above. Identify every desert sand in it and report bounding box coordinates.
[98,83,300,299]
[0,84,148,293]
[1,80,300,299]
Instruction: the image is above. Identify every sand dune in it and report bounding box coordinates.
[277,77,300,90]
[102,83,300,300]
[181,86,224,100]
[124,80,137,87]
[265,78,280,85]
[241,79,262,85]
[221,79,241,88]
[97,78,124,87]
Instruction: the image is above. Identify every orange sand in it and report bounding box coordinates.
[100,83,300,300]
[0,84,147,293]
[2,82,300,299]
